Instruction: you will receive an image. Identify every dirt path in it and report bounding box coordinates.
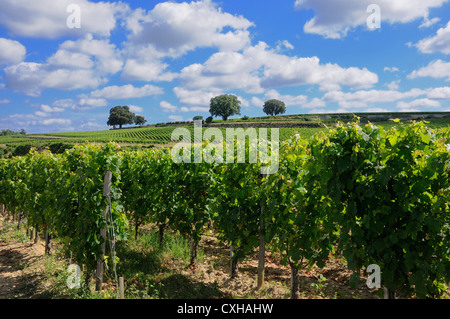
[0,218,47,299]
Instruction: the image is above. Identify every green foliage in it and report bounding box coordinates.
[1,128,26,136]
[211,141,263,262]
[12,144,33,156]
[170,146,216,264]
[121,148,176,241]
[263,132,339,282]
[120,145,214,265]
[0,121,448,299]
[263,99,286,116]
[209,94,241,121]
[134,115,147,126]
[307,121,450,298]
[107,106,136,129]
[0,143,129,277]
[47,142,74,154]
[57,143,128,272]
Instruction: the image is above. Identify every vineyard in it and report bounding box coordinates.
[0,126,328,160]
[29,126,177,144]
[1,126,326,146]
[0,120,450,299]
[1,113,448,155]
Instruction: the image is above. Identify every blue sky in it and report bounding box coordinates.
[0,0,449,133]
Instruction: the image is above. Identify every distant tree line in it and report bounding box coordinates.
[107,97,287,128]
[1,128,26,136]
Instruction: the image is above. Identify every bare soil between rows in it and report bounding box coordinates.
[1,216,447,299]
[0,222,47,299]
[179,233,382,299]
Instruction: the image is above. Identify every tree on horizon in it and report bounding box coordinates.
[107,106,135,129]
[209,94,241,121]
[134,115,147,126]
[263,99,286,116]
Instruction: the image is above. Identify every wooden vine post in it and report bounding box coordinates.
[257,171,267,290]
[230,244,238,278]
[384,287,396,299]
[95,170,112,292]
[119,277,125,299]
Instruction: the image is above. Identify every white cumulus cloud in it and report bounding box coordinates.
[408,59,450,81]
[88,84,163,100]
[0,0,128,39]
[397,98,441,111]
[0,38,26,65]
[4,62,104,97]
[323,88,427,108]
[125,0,253,56]
[415,21,450,54]
[178,41,378,94]
[427,86,450,99]
[294,0,447,39]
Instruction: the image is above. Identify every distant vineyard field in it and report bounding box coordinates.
[0,126,328,147]
[1,113,449,157]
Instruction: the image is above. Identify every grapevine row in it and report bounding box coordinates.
[0,121,449,298]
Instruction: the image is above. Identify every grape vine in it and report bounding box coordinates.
[0,122,448,298]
